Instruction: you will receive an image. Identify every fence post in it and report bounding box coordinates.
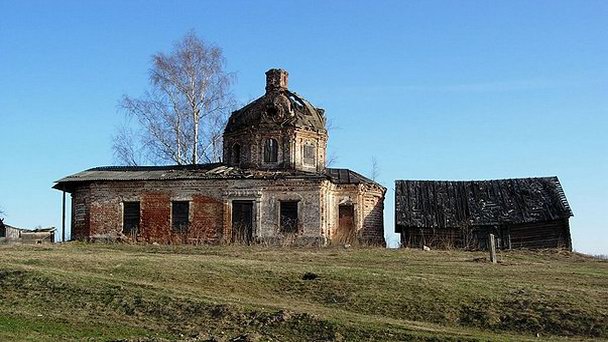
[489,234,497,264]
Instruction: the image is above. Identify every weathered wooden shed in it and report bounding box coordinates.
[0,221,24,241]
[395,177,573,250]
[0,220,56,244]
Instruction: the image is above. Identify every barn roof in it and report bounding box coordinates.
[395,177,572,231]
[53,163,382,192]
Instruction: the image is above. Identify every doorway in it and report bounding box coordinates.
[335,204,356,244]
[232,201,254,244]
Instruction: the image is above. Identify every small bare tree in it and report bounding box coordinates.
[113,31,235,165]
[324,118,340,168]
[370,156,380,181]
[325,152,339,168]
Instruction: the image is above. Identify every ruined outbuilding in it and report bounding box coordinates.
[54,69,386,246]
[0,220,56,244]
[395,177,573,250]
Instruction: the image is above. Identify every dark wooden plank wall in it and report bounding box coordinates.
[399,219,572,250]
[509,219,571,250]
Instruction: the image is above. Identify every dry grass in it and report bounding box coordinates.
[0,243,607,341]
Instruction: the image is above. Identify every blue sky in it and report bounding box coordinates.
[0,1,606,253]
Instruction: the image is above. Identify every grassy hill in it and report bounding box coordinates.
[0,243,606,341]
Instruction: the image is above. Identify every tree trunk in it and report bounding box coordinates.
[192,108,199,164]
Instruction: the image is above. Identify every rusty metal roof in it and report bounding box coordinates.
[53,163,381,191]
[395,177,573,231]
[325,168,379,186]
[54,163,244,185]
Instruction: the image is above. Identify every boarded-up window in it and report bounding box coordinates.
[280,201,298,233]
[172,201,189,232]
[123,202,140,236]
[264,138,278,162]
[303,144,315,165]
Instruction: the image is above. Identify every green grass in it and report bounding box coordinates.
[0,243,607,341]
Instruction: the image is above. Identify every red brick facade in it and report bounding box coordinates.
[68,178,385,246]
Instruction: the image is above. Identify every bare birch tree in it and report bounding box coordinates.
[113,31,235,165]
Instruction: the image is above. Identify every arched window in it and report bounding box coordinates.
[263,138,278,163]
[232,143,241,165]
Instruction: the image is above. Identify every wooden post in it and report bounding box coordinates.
[62,191,66,243]
[489,233,497,264]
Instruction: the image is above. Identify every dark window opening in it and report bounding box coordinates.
[232,143,241,165]
[267,107,278,117]
[123,202,140,236]
[172,201,190,232]
[264,138,278,163]
[336,204,356,244]
[303,144,315,165]
[280,201,298,233]
[232,201,254,244]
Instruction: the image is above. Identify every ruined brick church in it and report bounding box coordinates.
[54,69,386,246]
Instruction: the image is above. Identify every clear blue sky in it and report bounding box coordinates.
[0,1,606,253]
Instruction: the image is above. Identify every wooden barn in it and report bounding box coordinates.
[395,177,573,250]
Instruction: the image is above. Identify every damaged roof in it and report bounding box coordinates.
[224,89,326,134]
[53,163,382,191]
[395,177,573,231]
[2,224,55,233]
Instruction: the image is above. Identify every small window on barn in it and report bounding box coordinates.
[172,201,190,232]
[232,143,241,165]
[263,138,278,163]
[280,201,298,233]
[303,144,315,165]
[123,202,140,236]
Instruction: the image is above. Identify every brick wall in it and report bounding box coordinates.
[224,128,327,172]
[75,181,226,244]
[68,177,384,246]
[323,182,386,247]
[139,192,171,242]
[71,185,90,240]
[72,178,326,245]
[360,188,386,246]
[190,194,224,243]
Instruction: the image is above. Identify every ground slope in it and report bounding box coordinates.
[0,243,606,341]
